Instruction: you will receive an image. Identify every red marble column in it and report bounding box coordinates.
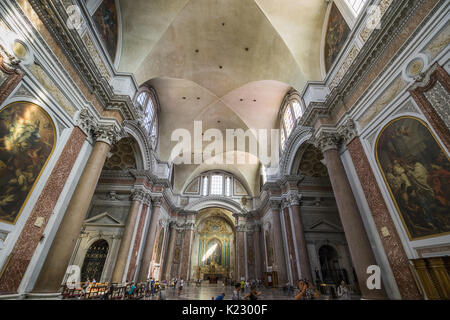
[282,204,299,284]
[161,222,176,280]
[253,226,262,281]
[347,137,423,299]
[317,132,386,299]
[33,132,115,293]
[0,128,86,294]
[111,192,146,283]
[290,200,313,282]
[126,202,149,282]
[138,197,162,282]
[270,201,288,286]
[179,227,194,281]
[236,231,245,280]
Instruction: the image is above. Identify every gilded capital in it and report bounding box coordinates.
[151,196,163,207]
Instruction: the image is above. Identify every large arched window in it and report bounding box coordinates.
[135,87,159,146]
[280,97,305,150]
[184,171,249,197]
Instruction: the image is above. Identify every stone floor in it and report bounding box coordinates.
[144,283,349,300]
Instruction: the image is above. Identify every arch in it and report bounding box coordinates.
[185,197,245,215]
[0,101,56,225]
[279,125,314,176]
[182,168,253,197]
[122,120,153,170]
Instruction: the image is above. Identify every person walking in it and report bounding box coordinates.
[178,278,184,296]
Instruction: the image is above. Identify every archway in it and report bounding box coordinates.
[80,239,109,282]
[190,208,236,284]
[318,245,348,285]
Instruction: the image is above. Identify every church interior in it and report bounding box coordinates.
[0,0,449,301]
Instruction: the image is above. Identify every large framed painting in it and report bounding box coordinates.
[324,2,351,73]
[376,116,450,240]
[92,0,118,61]
[0,101,56,224]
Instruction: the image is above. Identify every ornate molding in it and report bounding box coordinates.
[27,0,137,121]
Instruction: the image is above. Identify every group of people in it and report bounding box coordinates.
[294,279,351,300]
[230,283,263,300]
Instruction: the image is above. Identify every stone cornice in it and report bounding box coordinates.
[28,0,137,121]
[300,0,432,128]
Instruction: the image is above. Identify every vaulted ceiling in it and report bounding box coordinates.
[118,0,327,194]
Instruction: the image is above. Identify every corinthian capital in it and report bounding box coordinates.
[93,124,122,146]
[337,119,358,146]
[314,131,340,153]
[151,196,163,207]
[289,192,301,206]
[131,188,146,202]
[76,108,97,136]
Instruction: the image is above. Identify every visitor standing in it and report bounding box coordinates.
[337,280,351,300]
[232,283,241,300]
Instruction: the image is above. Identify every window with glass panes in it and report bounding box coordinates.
[283,108,294,136]
[210,175,223,195]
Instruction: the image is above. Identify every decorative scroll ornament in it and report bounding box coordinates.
[314,131,340,153]
[337,118,358,145]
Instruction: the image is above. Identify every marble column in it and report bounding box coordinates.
[253,224,262,281]
[236,230,245,280]
[270,200,288,286]
[289,193,313,282]
[33,125,120,293]
[161,222,176,280]
[111,190,145,283]
[138,197,162,281]
[282,200,298,284]
[316,132,386,299]
[179,224,194,281]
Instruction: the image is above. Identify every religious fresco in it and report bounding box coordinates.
[376,117,450,240]
[0,101,55,224]
[93,0,118,61]
[324,2,351,72]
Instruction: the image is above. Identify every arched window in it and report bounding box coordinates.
[187,171,248,197]
[283,107,294,137]
[292,100,303,119]
[345,0,368,16]
[135,87,159,147]
[280,97,304,150]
